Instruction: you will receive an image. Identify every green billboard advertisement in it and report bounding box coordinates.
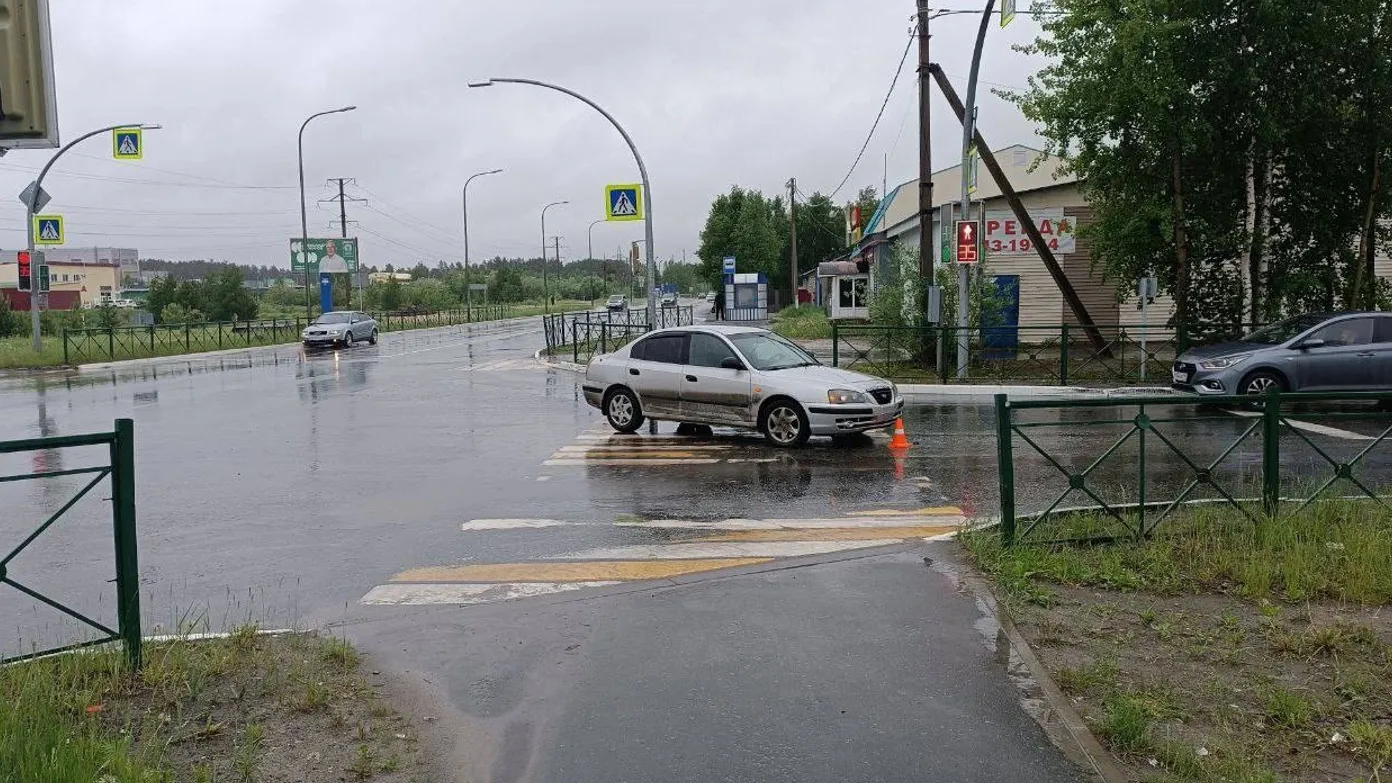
[290,237,358,274]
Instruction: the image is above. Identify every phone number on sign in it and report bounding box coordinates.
[988,237,1063,253]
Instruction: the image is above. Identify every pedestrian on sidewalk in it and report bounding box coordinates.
[714,289,725,321]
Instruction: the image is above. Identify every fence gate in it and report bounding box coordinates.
[0,419,141,667]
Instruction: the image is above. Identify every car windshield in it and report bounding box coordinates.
[607,296,623,303]
[1240,314,1329,345]
[729,332,820,371]
[313,313,351,325]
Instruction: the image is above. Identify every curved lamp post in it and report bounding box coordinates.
[469,78,657,327]
[540,200,568,313]
[298,105,357,320]
[463,168,503,309]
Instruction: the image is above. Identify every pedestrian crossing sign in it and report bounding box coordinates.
[113,127,143,160]
[605,183,643,222]
[34,215,63,245]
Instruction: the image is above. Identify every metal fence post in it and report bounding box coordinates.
[148,325,156,352]
[938,327,950,384]
[831,321,840,366]
[600,322,608,355]
[1059,323,1070,385]
[62,329,70,364]
[109,418,141,669]
[994,394,1017,546]
[184,323,191,350]
[107,328,115,360]
[1262,387,1281,516]
[572,322,579,365]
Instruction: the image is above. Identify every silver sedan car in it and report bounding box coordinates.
[583,324,904,447]
[302,311,379,349]
[1172,311,1392,395]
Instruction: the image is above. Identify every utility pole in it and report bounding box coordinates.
[320,178,367,310]
[788,177,800,308]
[956,0,995,379]
[916,0,934,332]
[552,235,562,306]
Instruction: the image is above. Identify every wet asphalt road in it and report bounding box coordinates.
[5,314,1392,781]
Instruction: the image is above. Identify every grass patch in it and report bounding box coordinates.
[770,307,831,340]
[963,500,1392,605]
[0,631,423,782]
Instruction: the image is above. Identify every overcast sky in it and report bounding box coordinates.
[0,1,1050,270]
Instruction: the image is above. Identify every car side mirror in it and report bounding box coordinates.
[720,357,745,371]
[1296,338,1326,350]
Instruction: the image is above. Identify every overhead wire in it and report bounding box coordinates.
[828,30,915,199]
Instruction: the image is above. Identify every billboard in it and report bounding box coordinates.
[291,237,358,273]
[983,209,1076,255]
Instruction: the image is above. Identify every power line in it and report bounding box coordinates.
[0,161,299,190]
[829,30,915,199]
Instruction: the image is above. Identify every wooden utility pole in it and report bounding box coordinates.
[928,64,1107,353]
[916,0,933,320]
[788,177,800,308]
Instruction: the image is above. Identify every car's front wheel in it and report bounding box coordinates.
[761,399,810,447]
[368,329,379,345]
[342,331,354,348]
[605,388,644,433]
[1240,370,1285,396]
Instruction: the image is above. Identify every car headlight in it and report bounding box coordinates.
[827,389,870,404]
[1198,354,1250,370]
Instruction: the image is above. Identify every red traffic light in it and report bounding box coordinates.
[955,220,980,264]
[17,251,31,290]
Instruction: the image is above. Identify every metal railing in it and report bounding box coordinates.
[542,305,695,360]
[1,419,141,667]
[61,306,513,364]
[994,390,1392,546]
[830,322,1261,385]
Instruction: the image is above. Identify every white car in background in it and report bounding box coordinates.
[582,324,903,447]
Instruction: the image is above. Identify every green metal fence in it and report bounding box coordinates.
[1,419,140,667]
[61,306,513,365]
[831,322,1260,385]
[543,305,696,361]
[994,390,1392,546]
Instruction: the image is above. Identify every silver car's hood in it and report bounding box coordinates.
[1179,341,1259,361]
[759,364,888,389]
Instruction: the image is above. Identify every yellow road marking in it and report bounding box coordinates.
[847,506,964,517]
[390,558,772,583]
[693,525,959,542]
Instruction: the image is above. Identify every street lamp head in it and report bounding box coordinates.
[339,105,358,112]
[485,168,503,175]
[140,124,163,130]
[467,80,494,88]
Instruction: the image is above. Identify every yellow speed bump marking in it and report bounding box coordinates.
[693,525,959,542]
[847,506,964,517]
[390,558,772,583]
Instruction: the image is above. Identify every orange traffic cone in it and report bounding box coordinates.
[888,418,911,451]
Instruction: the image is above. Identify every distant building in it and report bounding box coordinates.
[0,253,122,307]
[368,272,412,284]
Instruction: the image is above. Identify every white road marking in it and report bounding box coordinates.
[549,540,891,560]
[554,444,737,453]
[542,458,727,466]
[360,581,621,606]
[1228,410,1374,440]
[536,475,552,482]
[462,518,569,530]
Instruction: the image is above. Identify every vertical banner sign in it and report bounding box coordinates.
[966,146,980,195]
[956,220,980,265]
[1001,0,1017,27]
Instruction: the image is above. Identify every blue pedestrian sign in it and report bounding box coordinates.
[605,183,643,222]
[723,256,736,275]
[34,215,63,245]
[113,127,143,160]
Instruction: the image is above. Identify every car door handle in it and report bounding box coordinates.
[686,375,698,382]
[629,368,640,376]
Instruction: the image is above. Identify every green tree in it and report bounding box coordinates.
[491,266,525,302]
[199,267,258,321]
[0,296,24,338]
[697,186,787,290]
[160,303,205,324]
[146,275,179,323]
[793,191,848,273]
[379,276,403,311]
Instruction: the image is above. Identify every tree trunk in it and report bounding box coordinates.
[1252,153,1270,322]
[1172,150,1191,328]
[1241,151,1256,324]
[1357,149,1382,309]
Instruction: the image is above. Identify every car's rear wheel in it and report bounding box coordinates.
[605,388,644,433]
[761,399,810,447]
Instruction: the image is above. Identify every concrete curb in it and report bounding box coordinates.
[534,348,584,374]
[930,541,1128,783]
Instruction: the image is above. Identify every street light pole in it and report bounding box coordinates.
[462,168,502,311]
[588,219,604,266]
[540,200,568,314]
[298,105,356,322]
[469,78,658,329]
[25,123,161,352]
[956,1,995,379]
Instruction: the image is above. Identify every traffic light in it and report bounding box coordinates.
[0,0,59,149]
[16,250,30,291]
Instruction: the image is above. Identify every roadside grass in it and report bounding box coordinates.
[962,500,1392,606]
[0,335,66,369]
[963,499,1392,782]
[770,307,831,340]
[0,628,422,783]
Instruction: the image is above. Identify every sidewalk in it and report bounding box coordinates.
[349,541,1091,783]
